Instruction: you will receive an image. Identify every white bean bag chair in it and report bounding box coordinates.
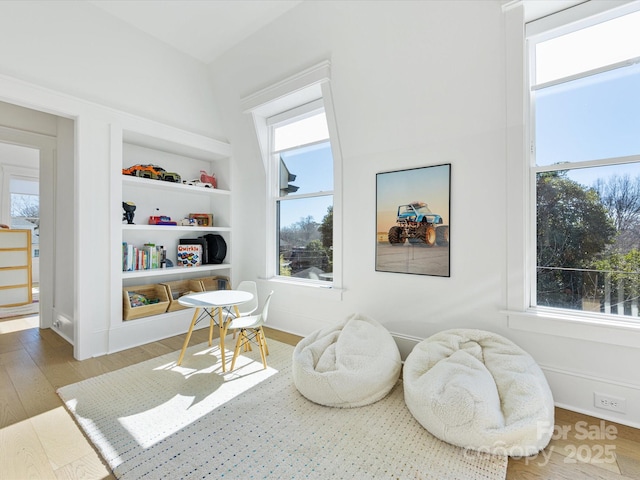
[403,329,554,456]
[292,313,402,408]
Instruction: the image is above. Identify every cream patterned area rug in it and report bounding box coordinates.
[57,339,507,480]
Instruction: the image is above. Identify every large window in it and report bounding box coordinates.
[242,61,342,289]
[269,102,334,282]
[529,4,640,319]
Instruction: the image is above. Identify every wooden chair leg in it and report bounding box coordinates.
[230,329,245,371]
[261,329,269,356]
[230,328,268,371]
[255,328,268,369]
[232,305,240,341]
[218,307,228,372]
[232,305,240,340]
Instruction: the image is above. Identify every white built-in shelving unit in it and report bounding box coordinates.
[108,121,233,350]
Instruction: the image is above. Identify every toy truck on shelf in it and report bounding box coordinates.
[122,164,181,183]
[388,201,449,247]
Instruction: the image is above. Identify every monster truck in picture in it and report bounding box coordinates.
[388,201,449,247]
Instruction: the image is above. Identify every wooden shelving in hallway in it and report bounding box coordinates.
[1,323,639,479]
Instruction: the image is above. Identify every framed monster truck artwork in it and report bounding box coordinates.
[376,163,450,277]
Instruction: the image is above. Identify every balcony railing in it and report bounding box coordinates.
[537,266,640,317]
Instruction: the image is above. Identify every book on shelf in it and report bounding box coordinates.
[122,242,166,272]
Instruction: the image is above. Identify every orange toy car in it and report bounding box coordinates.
[123,164,181,182]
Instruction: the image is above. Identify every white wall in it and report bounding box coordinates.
[209,0,640,427]
[0,1,226,359]
[53,116,75,341]
[210,0,508,340]
[0,0,223,139]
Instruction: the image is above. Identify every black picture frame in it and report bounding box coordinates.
[376,163,451,277]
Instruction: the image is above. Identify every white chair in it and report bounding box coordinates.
[235,280,258,316]
[229,291,273,370]
[226,280,259,344]
[222,280,258,323]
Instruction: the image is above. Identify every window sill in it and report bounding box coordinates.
[504,308,640,348]
[259,276,344,301]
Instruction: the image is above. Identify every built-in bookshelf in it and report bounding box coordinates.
[120,177,232,279]
[111,122,233,329]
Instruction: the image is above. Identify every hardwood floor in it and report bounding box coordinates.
[1,318,638,480]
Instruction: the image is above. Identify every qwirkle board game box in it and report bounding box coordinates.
[177,244,203,267]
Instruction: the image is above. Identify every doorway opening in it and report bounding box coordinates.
[0,142,40,331]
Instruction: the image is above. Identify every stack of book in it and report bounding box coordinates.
[123,242,166,271]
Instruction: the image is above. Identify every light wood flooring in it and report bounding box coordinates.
[1,318,639,480]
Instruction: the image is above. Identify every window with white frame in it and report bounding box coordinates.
[269,101,334,282]
[528,3,640,319]
[242,62,342,288]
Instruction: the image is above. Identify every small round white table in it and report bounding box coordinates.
[177,290,253,371]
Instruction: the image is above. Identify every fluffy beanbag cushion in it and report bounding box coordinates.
[292,313,401,408]
[403,329,554,456]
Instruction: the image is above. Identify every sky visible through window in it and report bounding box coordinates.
[276,116,333,228]
[279,143,333,227]
[274,113,328,152]
[535,8,640,189]
[535,10,640,85]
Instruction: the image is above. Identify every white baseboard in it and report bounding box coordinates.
[107,310,207,355]
[541,365,640,429]
[51,309,74,345]
[390,332,422,361]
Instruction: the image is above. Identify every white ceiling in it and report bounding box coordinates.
[88,1,588,65]
[88,0,303,64]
